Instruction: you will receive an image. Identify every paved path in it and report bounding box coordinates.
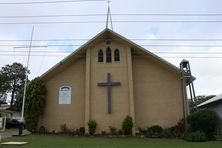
[0,129,30,139]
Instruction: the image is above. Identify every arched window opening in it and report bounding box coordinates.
[59,85,72,104]
[114,49,120,61]
[98,49,103,62]
[106,47,112,63]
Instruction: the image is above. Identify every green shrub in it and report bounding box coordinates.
[38,126,47,134]
[148,125,163,134]
[79,127,85,135]
[162,119,186,138]
[147,125,163,138]
[162,128,175,138]
[138,120,185,138]
[187,109,220,140]
[60,123,72,134]
[122,116,133,135]
[118,129,123,135]
[88,120,97,135]
[183,130,207,142]
[101,131,107,135]
[109,126,117,135]
[60,123,68,133]
[172,119,186,134]
[138,128,147,135]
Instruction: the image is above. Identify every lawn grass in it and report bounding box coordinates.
[1,134,222,148]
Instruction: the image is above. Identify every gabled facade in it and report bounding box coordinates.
[39,29,187,135]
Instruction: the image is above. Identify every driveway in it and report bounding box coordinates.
[0,129,30,139]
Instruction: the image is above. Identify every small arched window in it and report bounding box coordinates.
[114,49,120,61]
[106,47,112,63]
[59,85,72,104]
[98,49,103,62]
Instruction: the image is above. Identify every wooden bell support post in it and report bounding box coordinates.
[180,59,197,129]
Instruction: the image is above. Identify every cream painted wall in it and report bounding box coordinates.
[39,58,86,132]
[132,56,184,129]
[89,41,131,133]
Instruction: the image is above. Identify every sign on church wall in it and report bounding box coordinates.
[59,85,72,104]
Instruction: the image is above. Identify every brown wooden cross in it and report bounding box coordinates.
[97,73,121,114]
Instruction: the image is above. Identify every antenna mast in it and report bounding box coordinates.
[106,0,113,30]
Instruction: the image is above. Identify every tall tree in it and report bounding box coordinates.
[0,73,10,104]
[0,62,29,108]
[25,77,47,132]
[12,83,25,111]
[194,95,216,105]
[188,95,216,109]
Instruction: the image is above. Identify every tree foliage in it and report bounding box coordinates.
[12,84,25,111]
[24,77,47,133]
[0,73,10,104]
[189,95,216,109]
[0,62,29,108]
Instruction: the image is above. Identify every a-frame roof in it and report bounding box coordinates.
[41,28,181,80]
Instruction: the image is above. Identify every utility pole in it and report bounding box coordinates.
[19,26,34,135]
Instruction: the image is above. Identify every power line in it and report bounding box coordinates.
[142,45,222,47]
[0,44,80,46]
[2,13,222,18]
[1,38,222,42]
[0,39,89,41]
[2,20,222,25]
[152,52,222,54]
[129,39,222,41]
[0,0,105,5]
[141,56,222,58]
[113,13,222,16]
[0,53,221,59]
[14,46,47,48]
[130,38,222,41]
[0,14,105,18]
[0,21,103,25]
[2,44,222,47]
[0,54,66,56]
[1,50,222,54]
[0,50,69,53]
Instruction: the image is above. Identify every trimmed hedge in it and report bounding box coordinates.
[88,120,97,135]
[122,116,133,135]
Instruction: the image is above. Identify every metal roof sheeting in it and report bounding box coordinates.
[198,94,222,107]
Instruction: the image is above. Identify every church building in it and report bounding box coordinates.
[39,29,189,135]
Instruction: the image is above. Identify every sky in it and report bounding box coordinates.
[0,0,222,96]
